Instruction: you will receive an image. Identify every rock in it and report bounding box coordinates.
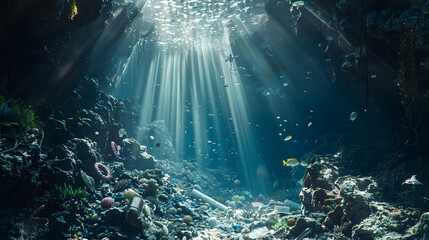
[403,212,429,239]
[289,216,322,237]
[208,217,217,227]
[102,207,125,227]
[335,176,374,223]
[323,217,334,229]
[137,120,176,161]
[303,156,339,190]
[342,221,353,238]
[327,205,344,225]
[352,225,375,240]
[121,138,141,158]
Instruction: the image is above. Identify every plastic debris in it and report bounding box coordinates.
[248,227,268,239]
[190,189,228,211]
[295,227,312,240]
[284,200,301,210]
[274,205,290,214]
[251,202,264,207]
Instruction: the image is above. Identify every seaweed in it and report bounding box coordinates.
[51,183,90,203]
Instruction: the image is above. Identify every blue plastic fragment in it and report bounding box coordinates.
[174,215,181,218]
[233,225,243,233]
[91,209,95,212]
[212,212,217,215]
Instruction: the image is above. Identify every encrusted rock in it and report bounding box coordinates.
[289,216,322,237]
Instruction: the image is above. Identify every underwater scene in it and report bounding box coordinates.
[1,0,429,239]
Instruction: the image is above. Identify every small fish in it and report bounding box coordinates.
[402,175,423,185]
[350,111,357,121]
[292,1,304,6]
[307,122,312,127]
[300,161,308,166]
[284,135,292,141]
[156,142,161,147]
[286,158,299,167]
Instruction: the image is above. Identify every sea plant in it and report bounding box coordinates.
[273,219,288,230]
[0,95,39,135]
[52,183,90,202]
[0,95,42,152]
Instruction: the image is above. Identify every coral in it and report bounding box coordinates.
[113,179,132,193]
[143,178,159,196]
[123,189,141,200]
[183,215,193,225]
[100,197,115,209]
[94,163,111,182]
[52,183,90,202]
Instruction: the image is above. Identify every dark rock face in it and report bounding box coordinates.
[122,138,156,171]
[0,0,108,106]
[137,120,176,161]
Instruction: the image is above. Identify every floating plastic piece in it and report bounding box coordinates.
[284,200,301,210]
[274,205,290,214]
[295,227,312,240]
[190,189,227,211]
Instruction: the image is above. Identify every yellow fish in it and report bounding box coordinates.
[70,0,78,20]
[283,160,286,166]
[300,161,308,166]
[284,135,292,141]
[286,158,299,167]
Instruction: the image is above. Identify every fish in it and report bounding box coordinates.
[69,0,78,20]
[402,175,423,185]
[156,142,161,147]
[284,135,292,141]
[286,158,299,167]
[300,161,308,166]
[292,1,305,7]
[350,111,357,121]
